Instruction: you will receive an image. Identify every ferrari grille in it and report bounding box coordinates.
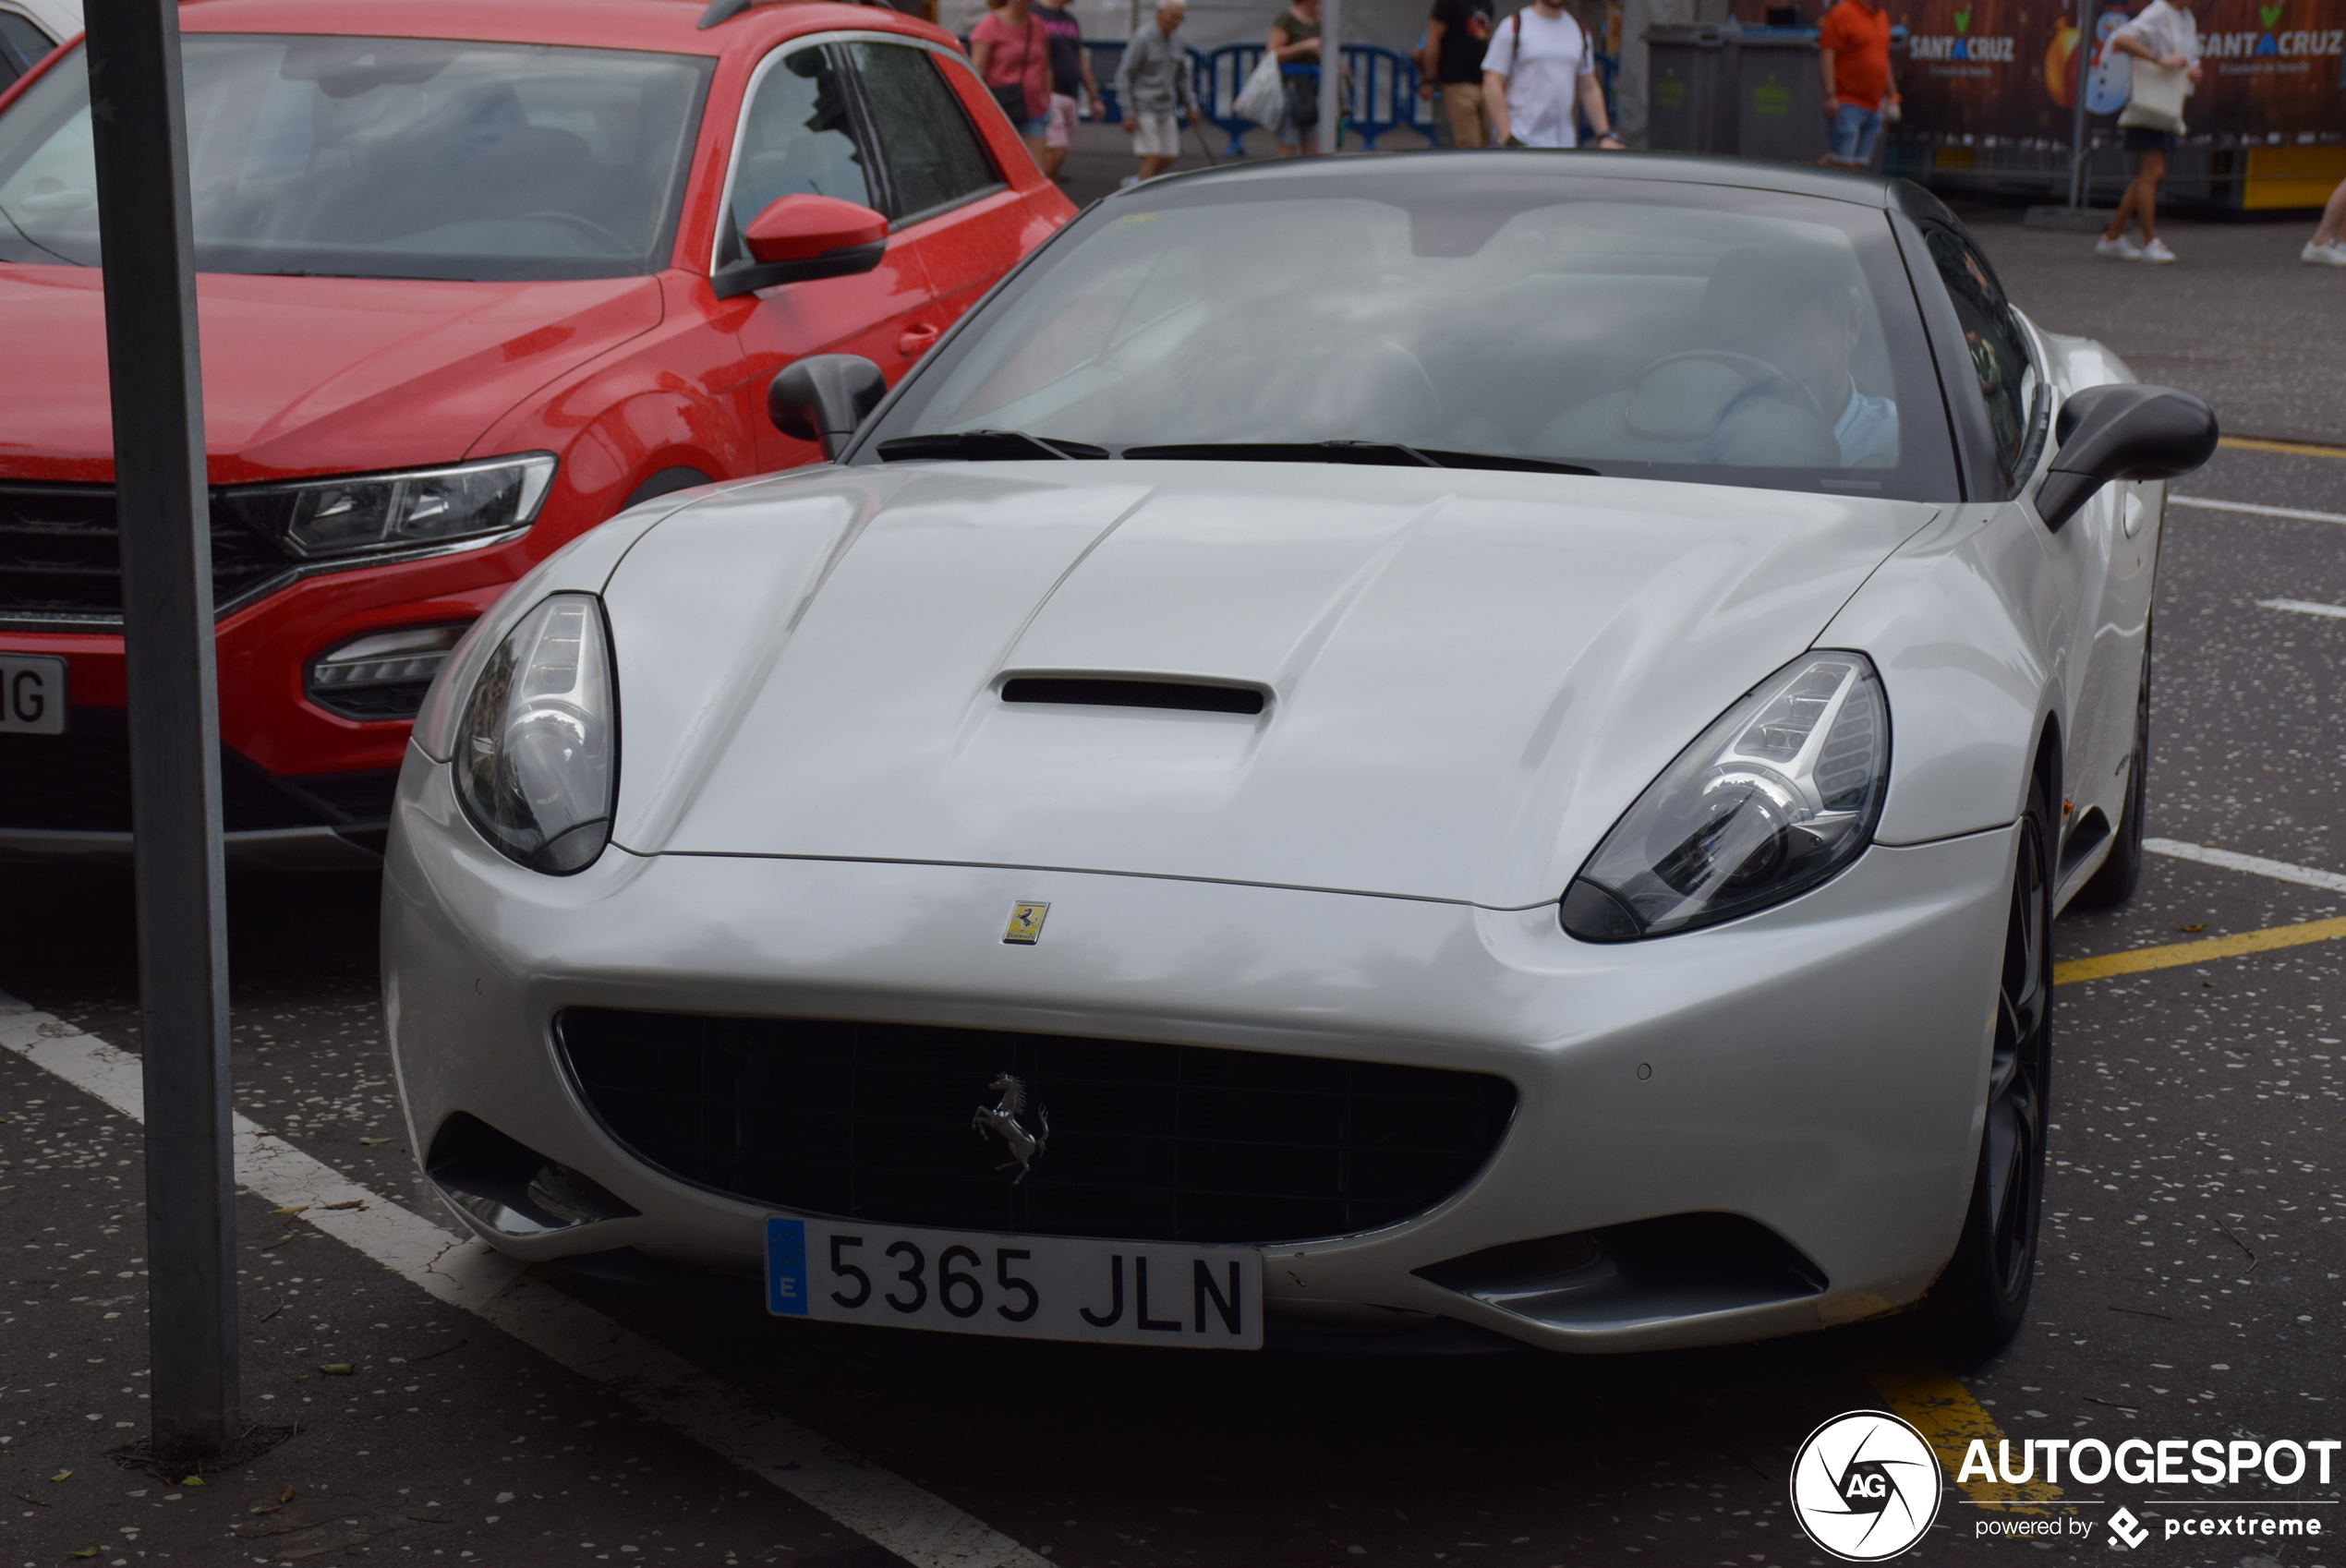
[557,1009,1518,1246]
[0,483,291,624]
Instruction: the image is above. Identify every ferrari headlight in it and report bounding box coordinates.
[216,453,556,561]
[1560,652,1890,941]
[453,594,617,875]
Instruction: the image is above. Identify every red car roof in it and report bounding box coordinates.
[176,0,949,56]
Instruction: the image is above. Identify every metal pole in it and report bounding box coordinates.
[1319,0,1340,151]
[81,0,239,1459]
[2066,0,2090,208]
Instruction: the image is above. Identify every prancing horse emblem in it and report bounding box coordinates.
[973,1073,1049,1184]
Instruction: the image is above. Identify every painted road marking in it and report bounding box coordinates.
[2257,597,2346,621]
[2219,436,2346,460]
[2146,838,2346,895]
[0,989,1046,1568]
[2055,916,2346,984]
[2170,495,2346,525]
[1856,1353,2062,1510]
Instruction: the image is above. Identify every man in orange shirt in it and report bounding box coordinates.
[1817,0,1898,170]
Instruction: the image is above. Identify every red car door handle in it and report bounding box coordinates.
[898,322,941,357]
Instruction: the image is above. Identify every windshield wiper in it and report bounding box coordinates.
[1415,449,1600,476]
[876,430,1107,462]
[1120,440,1597,476]
[1121,440,1441,466]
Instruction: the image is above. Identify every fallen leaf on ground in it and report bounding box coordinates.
[357,1138,393,1146]
[321,1200,365,1211]
[2178,923,2207,932]
[69,1550,97,1559]
[272,1205,308,1216]
[179,1474,206,1486]
[318,1364,355,1376]
[48,1469,72,1482]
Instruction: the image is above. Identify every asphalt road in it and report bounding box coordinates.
[4,204,2343,1568]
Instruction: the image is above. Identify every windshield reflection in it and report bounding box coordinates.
[865,171,1953,500]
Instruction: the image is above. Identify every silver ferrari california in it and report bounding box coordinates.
[382,152,2217,1359]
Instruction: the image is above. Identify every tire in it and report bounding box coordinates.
[1926,778,2053,1363]
[2074,630,2152,909]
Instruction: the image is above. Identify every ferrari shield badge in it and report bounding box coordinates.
[1002,900,1049,945]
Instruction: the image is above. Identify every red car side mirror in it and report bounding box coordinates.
[715,194,890,299]
[743,193,889,264]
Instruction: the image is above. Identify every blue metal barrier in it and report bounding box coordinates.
[1082,38,1438,155]
[1341,43,1434,150]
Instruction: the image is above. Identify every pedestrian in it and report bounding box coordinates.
[2300,178,2346,267]
[1816,0,1898,172]
[2094,0,2199,265]
[1419,0,1495,149]
[1116,0,1202,185]
[1480,0,1622,150]
[1034,0,1099,183]
[971,0,1052,168]
[1265,0,1324,157]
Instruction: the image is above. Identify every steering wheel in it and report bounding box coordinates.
[514,211,627,252]
[1633,349,1825,420]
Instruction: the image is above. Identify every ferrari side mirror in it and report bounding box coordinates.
[768,354,887,460]
[714,193,889,300]
[2035,383,2219,533]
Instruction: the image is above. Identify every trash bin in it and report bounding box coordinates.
[1643,24,1737,155]
[1734,28,1825,165]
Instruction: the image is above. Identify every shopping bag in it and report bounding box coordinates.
[2117,57,2189,134]
[1234,52,1285,127]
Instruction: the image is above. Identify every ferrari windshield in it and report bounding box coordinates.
[0,37,708,281]
[864,165,1958,499]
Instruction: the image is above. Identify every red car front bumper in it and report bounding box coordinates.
[0,517,550,870]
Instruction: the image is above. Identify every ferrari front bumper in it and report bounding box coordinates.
[382,745,2014,1354]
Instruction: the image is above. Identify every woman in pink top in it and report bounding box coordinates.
[971,0,1052,164]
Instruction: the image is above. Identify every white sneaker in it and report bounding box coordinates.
[2303,241,2346,267]
[2141,238,2177,264]
[2096,235,2144,260]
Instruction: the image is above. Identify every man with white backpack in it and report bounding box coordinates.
[1479,0,1622,150]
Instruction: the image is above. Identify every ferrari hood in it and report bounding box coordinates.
[602,463,1937,909]
[0,266,659,481]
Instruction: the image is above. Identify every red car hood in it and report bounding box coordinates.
[0,266,664,483]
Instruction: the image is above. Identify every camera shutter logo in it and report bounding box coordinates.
[1789,1410,1943,1561]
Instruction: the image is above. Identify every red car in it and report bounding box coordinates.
[0,0,1072,866]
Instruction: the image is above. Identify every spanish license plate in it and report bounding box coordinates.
[766,1216,1263,1350]
[0,654,66,735]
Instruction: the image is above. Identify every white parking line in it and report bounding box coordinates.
[2145,838,2346,895]
[2257,597,2346,621]
[2170,495,2346,525]
[0,988,1046,1568]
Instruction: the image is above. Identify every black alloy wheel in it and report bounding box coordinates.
[2076,626,2153,908]
[1927,782,2053,1361]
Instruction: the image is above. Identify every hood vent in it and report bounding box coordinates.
[1001,676,1266,716]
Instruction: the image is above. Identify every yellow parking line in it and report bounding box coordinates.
[1856,1353,2063,1508]
[2219,436,2346,460]
[2055,915,2346,984]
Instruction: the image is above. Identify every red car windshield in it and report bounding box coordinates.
[0,35,709,281]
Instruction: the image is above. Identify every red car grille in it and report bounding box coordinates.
[0,483,292,625]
